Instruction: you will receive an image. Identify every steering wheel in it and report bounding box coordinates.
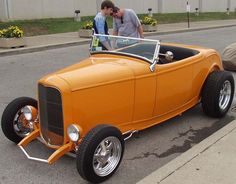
[158,56,167,64]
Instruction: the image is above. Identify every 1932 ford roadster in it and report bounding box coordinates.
[1,34,234,183]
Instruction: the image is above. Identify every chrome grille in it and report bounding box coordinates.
[38,84,64,146]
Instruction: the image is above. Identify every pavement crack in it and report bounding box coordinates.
[159,116,234,158]
[129,116,235,161]
[171,127,194,141]
[159,124,236,184]
[127,151,160,160]
[158,153,200,184]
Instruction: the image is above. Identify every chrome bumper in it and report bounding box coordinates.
[18,129,73,164]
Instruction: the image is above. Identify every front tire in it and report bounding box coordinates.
[76,124,124,183]
[201,71,234,117]
[1,97,37,143]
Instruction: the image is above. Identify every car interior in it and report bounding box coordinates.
[118,43,200,64]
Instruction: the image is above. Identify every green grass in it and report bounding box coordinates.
[139,12,236,24]
[0,12,236,36]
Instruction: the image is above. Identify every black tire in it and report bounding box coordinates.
[1,97,37,143]
[76,124,124,183]
[201,71,234,117]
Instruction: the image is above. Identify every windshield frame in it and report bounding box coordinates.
[90,33,161,64]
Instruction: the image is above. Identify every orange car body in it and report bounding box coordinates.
[19,42,223,163]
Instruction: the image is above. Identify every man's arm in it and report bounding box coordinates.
[113,31,118,36]
[129,9,144,38]
[95,16,112,50]
[137,25,144,38]
[113,18,118,36]
[101,41,112,50]
[95,17,106,36]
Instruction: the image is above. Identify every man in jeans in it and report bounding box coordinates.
[112,7,144,38]
[93,0,114,50]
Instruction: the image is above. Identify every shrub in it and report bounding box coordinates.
[81,21,93,29]
[140,16,157,26]
[0,26,24,38]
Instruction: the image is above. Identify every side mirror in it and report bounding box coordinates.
[150,59,158,72]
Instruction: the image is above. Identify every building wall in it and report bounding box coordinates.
[230,0,236,12]
[74,0,97,16]
[1,0,235,21]
[162,0,199,13]
[201,0,228,12]
[113,0,158,14]
[10,0,43,19]
[0,0,8,21]
[42,0,74,18]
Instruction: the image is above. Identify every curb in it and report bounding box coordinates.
[0,40,90,57]
[143,23,236,37]
[136,119,236,184]
[1,23,236,57]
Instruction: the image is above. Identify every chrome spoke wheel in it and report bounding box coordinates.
[93,136,122,177]
[13,107,32,138]
[219,80,231,110]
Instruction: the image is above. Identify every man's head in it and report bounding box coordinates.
[101,0,115,16]
[112,7,123,18]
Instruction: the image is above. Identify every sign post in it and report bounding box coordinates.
[186,1,191,28]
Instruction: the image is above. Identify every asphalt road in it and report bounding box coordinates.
[1,26,236,184]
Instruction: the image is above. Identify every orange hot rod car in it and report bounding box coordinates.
[1,34,234,183]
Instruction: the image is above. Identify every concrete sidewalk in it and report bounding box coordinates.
[137,120,236,184]
[1,19,236,56]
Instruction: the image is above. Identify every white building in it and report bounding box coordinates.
[0,0,235,21]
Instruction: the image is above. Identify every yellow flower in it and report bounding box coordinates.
[82,20,93,29]
[141,16,157,26]
[0,26,24,38]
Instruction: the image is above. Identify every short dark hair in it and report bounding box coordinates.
[113,6,120,13]
[101,0,115,10]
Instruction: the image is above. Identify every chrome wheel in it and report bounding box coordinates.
[77,125,124,183]
[1,97,37,143]
[219,80,232,110]
[13,107,32,138]
[93,136,122,177]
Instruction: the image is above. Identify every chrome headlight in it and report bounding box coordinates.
[22,106,33,121]
[67,124,80,142]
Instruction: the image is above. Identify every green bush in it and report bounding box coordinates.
[81,21,93,29]
[140,16,157,26]
[0,26,24,38]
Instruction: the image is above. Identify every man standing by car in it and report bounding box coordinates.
[112,7,144,38]
[93,0,114,50]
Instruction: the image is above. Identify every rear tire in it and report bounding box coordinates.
[1,97,37,143]
[201,71,234,117]
[76,124,124,183]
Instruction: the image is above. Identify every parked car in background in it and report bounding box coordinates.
[1,34,234,183]
[222,42,236,71]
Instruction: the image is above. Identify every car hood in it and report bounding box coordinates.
[46,54,149,91]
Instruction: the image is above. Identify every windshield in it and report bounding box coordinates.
[90,34,160,63]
